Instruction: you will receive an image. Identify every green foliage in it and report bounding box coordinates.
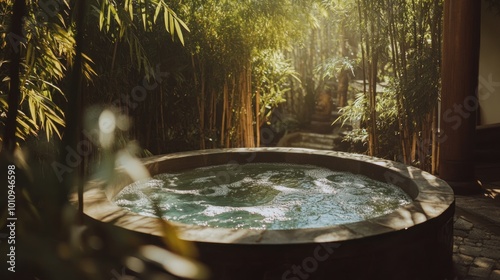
[184,0,309,69]
[0,0,188,145]
[1,0,74,141]
[337,88,400,158]
[394,53,440,128]
[315,56,356,80]
[328,0,442,169]
[174,0,318,148]
[253,50,300,124]
[91,0,189,77]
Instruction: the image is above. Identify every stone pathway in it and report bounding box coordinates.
[453,216,500,279]
[453,182,500,280]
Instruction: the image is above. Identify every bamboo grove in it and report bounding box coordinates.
[2,0,488,173]
[351,0,443,172]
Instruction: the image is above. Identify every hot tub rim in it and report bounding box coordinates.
[78,147,454,245]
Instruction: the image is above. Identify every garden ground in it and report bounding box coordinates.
[453,163,500,279]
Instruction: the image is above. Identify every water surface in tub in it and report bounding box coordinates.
[113,163,412,229]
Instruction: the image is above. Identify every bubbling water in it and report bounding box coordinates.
[113,163,412,230]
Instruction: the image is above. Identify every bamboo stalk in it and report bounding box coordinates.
[431,106,439,174]
[209,88,215,148]
[220,80,228,147]
[255,87,260,147]
[411,131,417,163]
[247,65,254,148]
[227,75,236,147]
[199,63,206,149]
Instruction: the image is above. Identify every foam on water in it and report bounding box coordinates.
[113,163,412,229]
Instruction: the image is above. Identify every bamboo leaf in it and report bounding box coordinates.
[142,2,147,30]
[153,1,162,23]
[109,4,121,27]
[28,95,37,125]
[163,9,169,32]
[25,44,33,67]
[106,4,111,31]
[174,20,185,45]
[99,0,106,31]
[169,12,175,36]
[172,9,190,32]
[145,0,151,28]
[39,80,64,96]
[125,0,133,20]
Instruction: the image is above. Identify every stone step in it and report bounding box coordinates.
[310,115,332,122]
[277,131,344,151]
[297,133,340,146]
[289,141,335,151]
[309,119,337,130]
